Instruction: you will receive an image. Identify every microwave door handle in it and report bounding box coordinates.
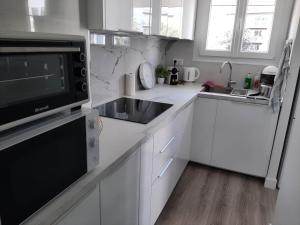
[0,47,81,53]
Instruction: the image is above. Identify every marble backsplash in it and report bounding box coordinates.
[90,36,167,107]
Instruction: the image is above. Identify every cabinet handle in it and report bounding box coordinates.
[158,158,174,179]
[160,136,175,153]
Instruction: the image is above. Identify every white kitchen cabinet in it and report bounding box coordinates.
[55,186,100,225]
[211,100,278,177]
[140,137,154,225]
[88,0,196,39]
[152,0,197,39]
[150,102,194,225]
[191,98,218,165]
[174,102,194,164]
[151,156,183,225]
[88,0,132,31]
[181,0,198,40]
[100,150,141,225]
[132,0,152,34]
[139,102,194,225]
[88,0,151,34]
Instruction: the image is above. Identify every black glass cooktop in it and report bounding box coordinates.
[95,97,173,124]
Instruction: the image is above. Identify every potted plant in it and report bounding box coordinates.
[155,65,169,85]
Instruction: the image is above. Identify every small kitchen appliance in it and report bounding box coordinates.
[261,66,277,86]
[95,97,173,124]
[183,67,200,82]
[0,35,89,132]
[167,60,179,85]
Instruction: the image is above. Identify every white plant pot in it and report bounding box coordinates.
[157,78,165,85]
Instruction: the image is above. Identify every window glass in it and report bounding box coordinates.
[206,0,238,51]
[241,0,277,53]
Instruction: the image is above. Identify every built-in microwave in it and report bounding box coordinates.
[0,109,100,225]
[0,35,89,132]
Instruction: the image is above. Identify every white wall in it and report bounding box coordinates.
[165,40,265,87]
[90,37,167,106]
[288,0,300,39]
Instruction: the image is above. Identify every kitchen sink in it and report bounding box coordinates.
[231,88,248,97]
[202,86,233,95]
[201,87,249,97]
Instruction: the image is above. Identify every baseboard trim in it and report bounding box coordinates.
[264,177,277,189]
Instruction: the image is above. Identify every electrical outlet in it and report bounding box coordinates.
[173,58,184,66]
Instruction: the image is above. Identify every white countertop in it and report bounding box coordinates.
[23,83,203,225]
[99,83,203,169]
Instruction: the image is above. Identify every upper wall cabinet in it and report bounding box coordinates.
[88,0,197,39]
[152,0,197,40]
[88,0,152,34]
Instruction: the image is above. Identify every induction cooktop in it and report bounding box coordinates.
[95,97,173,124]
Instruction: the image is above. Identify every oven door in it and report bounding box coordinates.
[0,114,94,225]
[0,39,88,131]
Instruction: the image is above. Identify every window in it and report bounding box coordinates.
[206,0,238,52]
[241,0,276,53]
[197,0,293,61]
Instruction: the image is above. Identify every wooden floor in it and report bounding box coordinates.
[156,163,278,225]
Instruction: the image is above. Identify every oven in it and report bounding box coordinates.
[0,36,89,131]
[0,110,100,225]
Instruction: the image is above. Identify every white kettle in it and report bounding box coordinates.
[183,67,200,82]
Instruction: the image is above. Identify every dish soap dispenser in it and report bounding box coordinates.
[244,73,252,89]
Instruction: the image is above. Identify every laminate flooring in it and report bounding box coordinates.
[155,162,278,225]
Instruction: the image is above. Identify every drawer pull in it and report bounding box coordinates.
[158,158,174,179]
[160,136,175,153]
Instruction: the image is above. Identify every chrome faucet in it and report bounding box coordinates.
[220,61,236,89]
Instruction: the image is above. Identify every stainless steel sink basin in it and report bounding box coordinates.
[202,86,233,95]
[199,86,269,105]
[201,87,249,97]
[231,88,248,97]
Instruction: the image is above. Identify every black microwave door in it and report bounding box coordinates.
[0,117,87,225]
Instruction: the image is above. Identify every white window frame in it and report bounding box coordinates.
[195,0,294,63]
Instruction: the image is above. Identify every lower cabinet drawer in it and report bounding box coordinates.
[150,157,186,225]
[152,135,177,183]
[153,122,176,155]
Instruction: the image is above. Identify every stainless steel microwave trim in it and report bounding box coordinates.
[0,99,88,132]
[0,110,84,151]
[0,109,100,172]
[0,47,80,53]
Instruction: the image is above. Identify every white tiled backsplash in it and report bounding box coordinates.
[90,36,167,106]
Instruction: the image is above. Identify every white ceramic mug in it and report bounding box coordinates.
[183,67,200,82]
